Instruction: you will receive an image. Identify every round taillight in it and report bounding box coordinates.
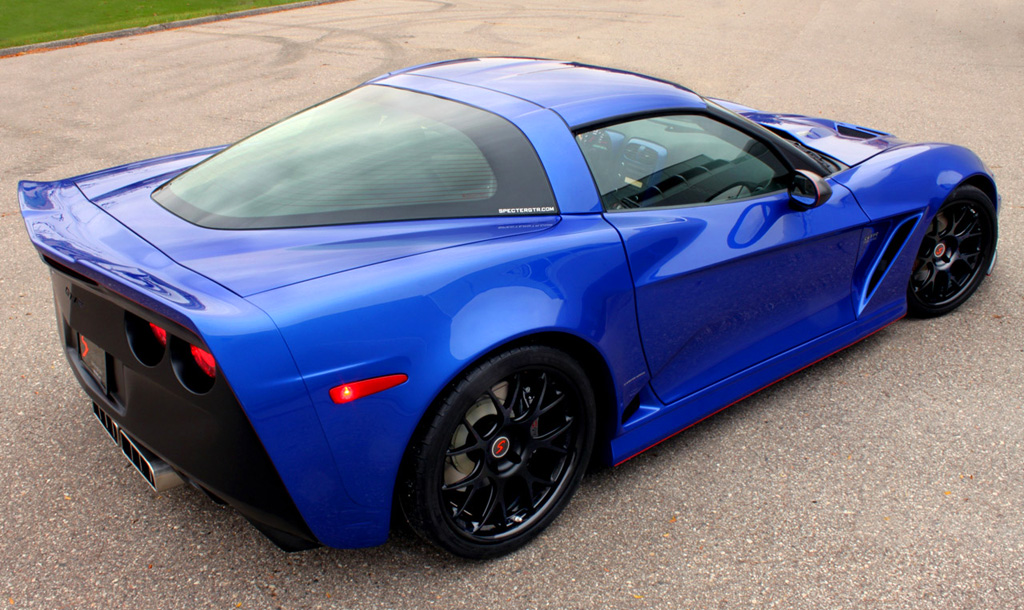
[170,337,216,394]
[149,323,167,347]
[125,312,165,367]
[190,345,216,378]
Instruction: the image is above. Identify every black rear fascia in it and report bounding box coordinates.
[46,259,317,550]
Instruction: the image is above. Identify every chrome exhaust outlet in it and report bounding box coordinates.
[118,432,185,492]
[93,403,119,445]
[93,403,185,492]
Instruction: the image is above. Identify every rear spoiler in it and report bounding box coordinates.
[19,179,225,334]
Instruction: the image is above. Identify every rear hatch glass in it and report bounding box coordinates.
[152,85,556,229]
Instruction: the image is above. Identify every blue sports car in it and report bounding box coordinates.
[19,58,998,558]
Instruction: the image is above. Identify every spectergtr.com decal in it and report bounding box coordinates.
[497,206,557,214]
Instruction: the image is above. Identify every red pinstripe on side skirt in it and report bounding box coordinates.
[613,315,904,466]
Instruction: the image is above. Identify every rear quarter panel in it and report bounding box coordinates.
[248,215,647,532]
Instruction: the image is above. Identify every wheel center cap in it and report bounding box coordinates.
[491,436,511,459]
[933,243,947,258]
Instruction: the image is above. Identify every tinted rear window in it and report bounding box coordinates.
[153,85,556,229]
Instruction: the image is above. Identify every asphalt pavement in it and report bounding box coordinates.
[1,1,1022,608]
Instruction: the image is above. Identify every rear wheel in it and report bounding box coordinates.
[400,346,595,559]
[907,185,996,317]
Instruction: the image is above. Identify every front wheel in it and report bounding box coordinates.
[907,185,997,318]
[399,346,596,559]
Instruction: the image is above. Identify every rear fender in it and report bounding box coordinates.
[252,215,647,520]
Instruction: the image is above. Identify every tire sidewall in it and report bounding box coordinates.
[907,185,997,318]
[401,346,597,559]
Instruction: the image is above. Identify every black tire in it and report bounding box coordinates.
[907,185,997,318]
[400,346,596,559]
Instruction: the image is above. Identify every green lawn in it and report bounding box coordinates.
[0,0,306,50]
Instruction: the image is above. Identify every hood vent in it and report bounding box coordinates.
[836,124,879,140]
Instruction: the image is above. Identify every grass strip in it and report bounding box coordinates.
[0,0,308,49]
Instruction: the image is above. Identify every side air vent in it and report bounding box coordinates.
[861,216,920,311]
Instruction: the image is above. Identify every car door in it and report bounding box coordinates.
[576,113,870,406]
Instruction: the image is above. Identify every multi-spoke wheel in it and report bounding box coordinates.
[400,346,595,559]
[908,185,997,317]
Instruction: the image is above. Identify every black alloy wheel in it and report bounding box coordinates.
[908,185,997,318]
[400,346,595,559]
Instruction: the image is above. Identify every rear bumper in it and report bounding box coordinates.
[49,266,318,550]
[20,179,393,550]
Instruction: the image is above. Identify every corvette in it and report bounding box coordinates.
[19,58,998,558]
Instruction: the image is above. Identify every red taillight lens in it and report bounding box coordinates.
[330,374,407,404]
[190,345,216,378]
[149,323,167,347]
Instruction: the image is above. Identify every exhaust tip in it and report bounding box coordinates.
[93,403,185,492]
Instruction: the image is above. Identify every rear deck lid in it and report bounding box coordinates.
[73,154,557,297]
[71,83,563,297]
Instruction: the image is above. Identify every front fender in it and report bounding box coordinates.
[834,143,995,222]
[834,143,997,318]
[248,214,646,546]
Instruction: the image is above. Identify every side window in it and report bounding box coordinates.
[576,115,790,211]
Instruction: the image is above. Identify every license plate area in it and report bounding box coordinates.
[78,333,108,394]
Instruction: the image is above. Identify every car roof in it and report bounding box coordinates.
[378,57,707,128]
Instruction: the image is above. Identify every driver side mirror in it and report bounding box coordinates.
[789,169,832,211]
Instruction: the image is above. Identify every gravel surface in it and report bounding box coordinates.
[1,1,1021,608]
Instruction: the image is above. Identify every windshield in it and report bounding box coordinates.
[153,85,556,229]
